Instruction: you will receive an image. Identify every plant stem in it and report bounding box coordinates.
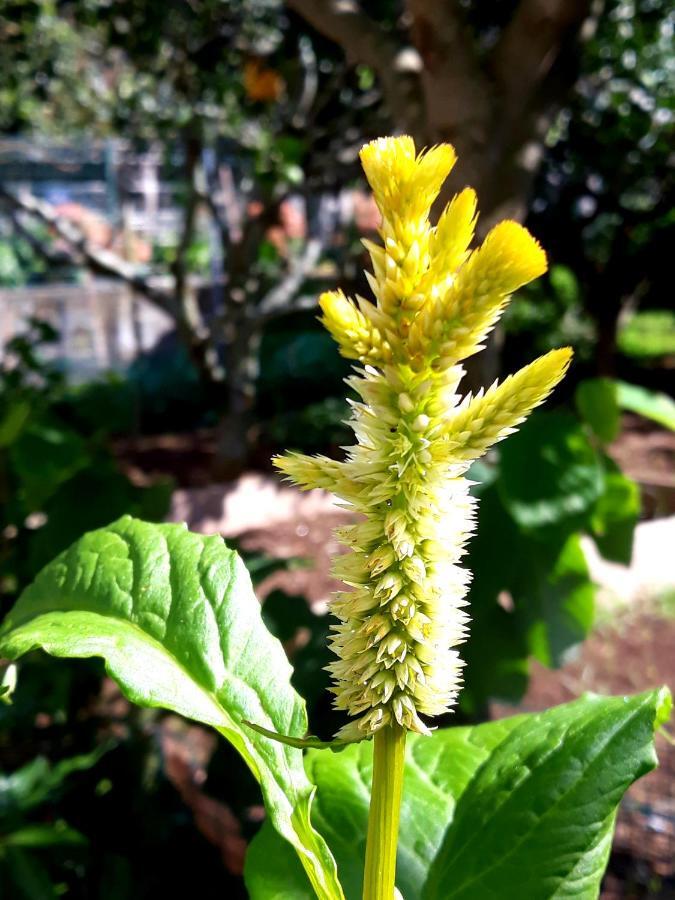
[362,724,406,900]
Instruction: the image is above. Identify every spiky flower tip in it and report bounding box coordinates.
[274,135,572,741]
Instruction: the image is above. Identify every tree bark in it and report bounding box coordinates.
[289,0,596,226]
[214,327,263,478]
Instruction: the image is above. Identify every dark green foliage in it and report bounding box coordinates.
[460,406,640,715]
[529,0,673,375]
[0,747,106,898]
[575,378,621,444]
[503,265,596,362]
[0,224,46,287]
[0,320,172,608]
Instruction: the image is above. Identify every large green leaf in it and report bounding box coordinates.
[521,534,595,668]
[460,484,532,712]
[461,484,596,711]
[498,412,604,535]
[0,399,31,447]
[423,690,669,899]
[0,516,342,900]
[246,688,670,900]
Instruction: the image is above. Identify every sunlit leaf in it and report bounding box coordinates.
[246,689,670,900]
[0,516,343,900]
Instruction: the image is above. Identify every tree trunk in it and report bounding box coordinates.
[213,328,262,479]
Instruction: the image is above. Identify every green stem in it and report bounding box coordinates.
[362,724,406,900]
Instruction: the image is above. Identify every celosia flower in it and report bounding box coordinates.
[275,136,571,741]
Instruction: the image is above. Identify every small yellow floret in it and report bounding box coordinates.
[319,290,392,365]
[475,220,548,293]
[273,452,346,493]
[431,188,478,276]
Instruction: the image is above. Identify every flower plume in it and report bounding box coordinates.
[274,136,571,741]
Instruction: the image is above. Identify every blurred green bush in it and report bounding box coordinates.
[0,319,172,607]
[461,397,639,716]
[618,309,675,362]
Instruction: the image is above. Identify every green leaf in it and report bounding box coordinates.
[617,381,675,431]
[424,689,670,899]
[247,821,316,900]
[498,412,604,535]
[617,310,675,361]
[522,534,595,668]
[462,486,595,710]
[590,463,640,565]
[461,484,531,711]
[575,378,620,443]
[246,688,670,900]
[0,748,108,817]
[2,822,86,848]
[0,399,31,447]
[0,516,343,900]
[8,418,89,508]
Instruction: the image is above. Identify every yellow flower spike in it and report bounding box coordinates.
[409,219,548,368]
[274,135,570,744]
[319,290,393,365]
[359,137,456,226]
[429,188,478,283]
[358,138,457,323]
[273,452,347,494]
[438,347,573,466]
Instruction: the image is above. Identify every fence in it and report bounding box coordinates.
[0,280,173,381]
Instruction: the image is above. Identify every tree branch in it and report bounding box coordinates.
[287,0,425,135]
[0,183,175,316]
[492,0,594,110]
[406,0,483,86]
[471,0,596,221]
[0,204,71,266]
[172,137,201,308]
[169,135,224,385]
[1,180,226,386]
[255,236,325,320]
[404,0,493,172]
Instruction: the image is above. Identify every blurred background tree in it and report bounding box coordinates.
[1,0,390,470]
[2,0,671,469]
[529,0,674,379]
